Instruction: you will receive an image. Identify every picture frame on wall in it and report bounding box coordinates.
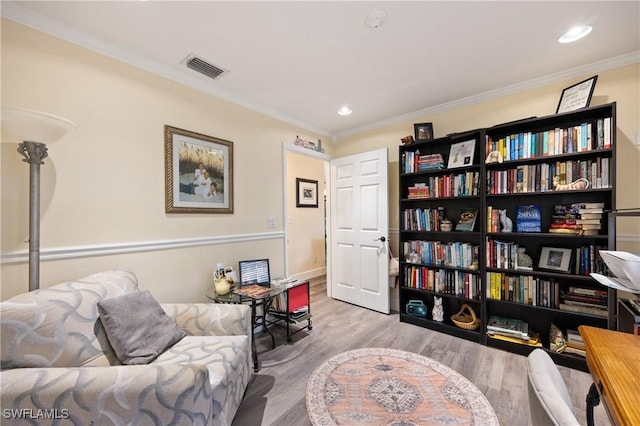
[537,246,573,274]
[296,178,318,208]
[414,123,434,141]
[556,75,598,114]
[164,125,234,214]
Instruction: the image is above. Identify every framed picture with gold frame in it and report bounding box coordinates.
[164,125,233,213]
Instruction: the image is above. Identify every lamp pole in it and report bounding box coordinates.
[17,141,48,292]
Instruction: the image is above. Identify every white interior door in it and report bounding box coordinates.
[330,148,389,314]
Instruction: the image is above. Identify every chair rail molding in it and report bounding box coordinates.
[1,231,285,264]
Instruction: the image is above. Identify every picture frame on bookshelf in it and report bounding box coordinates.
[447,139,476,169]
[414,123,434,141]
[556,75,598,114]
[455,208,478,232]
[537,246,573,274]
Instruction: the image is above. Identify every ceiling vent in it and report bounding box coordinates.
[184,55,227,80]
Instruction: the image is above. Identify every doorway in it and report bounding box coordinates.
[282,144,330,281]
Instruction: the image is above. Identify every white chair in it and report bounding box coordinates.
[527,349,581,426]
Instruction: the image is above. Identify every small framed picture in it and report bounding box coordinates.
[296,178,318,208]
[414,123,434,141]
[556,75,598,114]
[537,247,573,274]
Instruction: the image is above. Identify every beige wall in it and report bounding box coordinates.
[0,20,331,301]
[286,151,326,277]
[2,19,638,304]
[335,64,640,255]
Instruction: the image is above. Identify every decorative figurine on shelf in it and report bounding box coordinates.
[516,247,533,270]
[552,176,590,191]
[485,150,503,164]
[432,297,444,322]
[401,135,415,145]
[498,209,513,232]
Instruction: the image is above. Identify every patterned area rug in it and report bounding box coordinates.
[306,348,499,426]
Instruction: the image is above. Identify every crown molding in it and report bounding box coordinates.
[1,3,329,138]
[334,51,640,141]
[3,3,637,143]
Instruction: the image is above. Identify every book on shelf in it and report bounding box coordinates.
[550,342,586,357]
[516,205,541,233]
[488,332,542,347]
[558,303,608,317]
[455,208,478,232]
[487,315,530,340]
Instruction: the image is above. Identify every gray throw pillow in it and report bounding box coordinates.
[97,290,186,365]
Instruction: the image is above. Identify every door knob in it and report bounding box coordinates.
[375,236,386,242]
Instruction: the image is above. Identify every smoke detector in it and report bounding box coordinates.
[365,10,387,29]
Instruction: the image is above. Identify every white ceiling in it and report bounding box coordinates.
[3,1,639,142]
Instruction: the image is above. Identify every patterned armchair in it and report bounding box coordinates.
[0,269,252,426]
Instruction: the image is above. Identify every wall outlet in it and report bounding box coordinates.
[267,216,277,228]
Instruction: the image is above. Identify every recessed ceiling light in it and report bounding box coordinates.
[558,25,592,43]
[338,106,352,116]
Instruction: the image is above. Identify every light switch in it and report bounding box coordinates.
[267,216,277,228]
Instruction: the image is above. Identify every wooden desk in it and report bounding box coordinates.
[579,326,640,426]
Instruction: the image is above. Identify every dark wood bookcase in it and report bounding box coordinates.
[398,103,617,371]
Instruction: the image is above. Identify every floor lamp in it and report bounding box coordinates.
[1,108,76,292]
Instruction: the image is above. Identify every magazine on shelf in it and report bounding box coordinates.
[455,208,478,232]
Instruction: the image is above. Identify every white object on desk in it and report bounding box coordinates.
[591,251,640,293]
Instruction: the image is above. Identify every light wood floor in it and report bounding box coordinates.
[232,277,611,426]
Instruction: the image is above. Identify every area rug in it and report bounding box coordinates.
[306,348,498,426]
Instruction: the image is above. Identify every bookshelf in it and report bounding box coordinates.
[398,103,617,371]
[399,130,485,343]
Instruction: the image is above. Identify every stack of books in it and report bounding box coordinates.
[564,329,586,356]
[407,183,430,199]
[559,286,608,317]
[574,202,604,236]
[417,153,445,171]
[486,315,541,347]
[549,203,580,234]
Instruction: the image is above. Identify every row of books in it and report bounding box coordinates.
[401,207,446,231]
[485,117,613,161]
[485,239,532,270]
[574,244,608,275]
[402,150,444,173]
[406,171,480,199]
[486,157,610,194]
[403,266,481,300]
[402,151,445,174]
[403,239,479,268]
[486,272,560,308]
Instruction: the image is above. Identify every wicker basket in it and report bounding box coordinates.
[451,303,480,330]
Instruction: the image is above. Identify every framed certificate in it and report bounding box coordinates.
[556,75,598,114]
[447,139,476,169]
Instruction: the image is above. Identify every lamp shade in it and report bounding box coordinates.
[1,107,76,144]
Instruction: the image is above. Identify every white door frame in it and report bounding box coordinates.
[282,142,332,283]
